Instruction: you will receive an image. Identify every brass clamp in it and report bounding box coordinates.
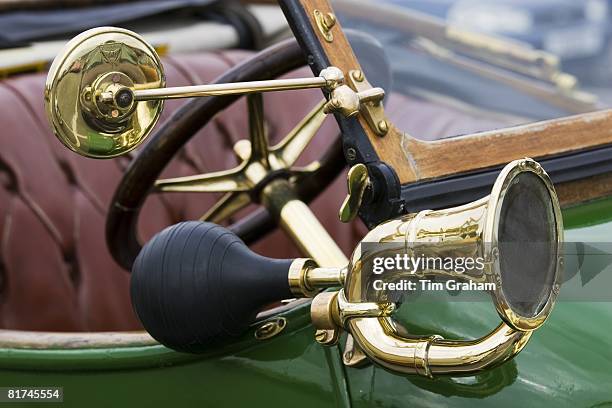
[322,69,389,137]
[310,289,395,331]
[347,70,389,136]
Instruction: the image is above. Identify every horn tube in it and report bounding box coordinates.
[309,157,563,377]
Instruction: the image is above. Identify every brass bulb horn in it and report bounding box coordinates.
[307,157,563,377]
[131,158,562,377]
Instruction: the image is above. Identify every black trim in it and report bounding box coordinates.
[278,1,379,166]
[400,144,612,213]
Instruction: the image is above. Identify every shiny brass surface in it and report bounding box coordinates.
[336,290,395,327]
[302,158,562,377]
[289,259,346,297]
[45,27,347,159]
[314,328,341,346]
[45,27,165,158]
[323,83,385,122]
[343,158,563,332]
[132,77,327,101]
[311,292,339,330]
[269,187,349,268]
[288,258,321,298]
[156,97,327,223]
[109,65,343,102]
[314,9,336,42]
[339,164,371,223]
[342,331,369,367]
[306,267,346,288]
[346,70,388,136]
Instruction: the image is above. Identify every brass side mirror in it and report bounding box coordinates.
[45,27,166,158]
[45,27,382,159]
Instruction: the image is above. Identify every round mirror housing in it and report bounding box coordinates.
[45,27,165,158]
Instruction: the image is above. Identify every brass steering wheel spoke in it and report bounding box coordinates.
[270,100,327,168]
[246,94,271,168]
[200,191,252,223]
[154,97,328,224]
[154,167,251,193]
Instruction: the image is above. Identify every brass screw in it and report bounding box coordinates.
[314,10,336,42]
[352,70,364,82]
[111,109,119,118]
[255,317,287,340]
[346,148,357,161]
[344,351,354,361]
[322,12,336,31]
[315,330,328,343]
[377,120,389,134]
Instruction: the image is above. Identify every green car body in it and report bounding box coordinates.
[1,198,610,408]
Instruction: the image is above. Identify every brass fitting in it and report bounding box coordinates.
[287,259,345,298]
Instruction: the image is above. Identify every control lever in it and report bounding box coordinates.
[338,164,371,222]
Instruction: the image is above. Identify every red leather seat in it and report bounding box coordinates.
[0,50,508,332]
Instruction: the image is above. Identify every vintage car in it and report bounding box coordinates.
[0,0,610,407]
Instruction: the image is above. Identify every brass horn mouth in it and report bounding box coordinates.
[485,158,563,331]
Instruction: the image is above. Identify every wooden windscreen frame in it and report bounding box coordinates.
[281,0,612,206]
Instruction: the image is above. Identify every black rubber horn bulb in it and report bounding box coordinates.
[130,221,294,353]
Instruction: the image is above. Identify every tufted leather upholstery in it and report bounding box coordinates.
[0,50,508,332]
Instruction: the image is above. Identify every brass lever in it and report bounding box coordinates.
[101,66,345,103]
[339,164,371,223]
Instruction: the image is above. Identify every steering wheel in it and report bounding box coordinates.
[106,33,390,270]
[105,39,331,269]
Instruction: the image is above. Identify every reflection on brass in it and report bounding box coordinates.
[288,258,321,297]
[302,158,563,377]
[335,290,395,327]
[132,76,330,101]
[339,164,371,223]
[113,65,343,102]
[310,290,394,329]
[45,27,165,158]
[254,317,287,340]
[272,188,349,268]
[289,259,346,298]
[311,292,339,330]
[314,9,336,42]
